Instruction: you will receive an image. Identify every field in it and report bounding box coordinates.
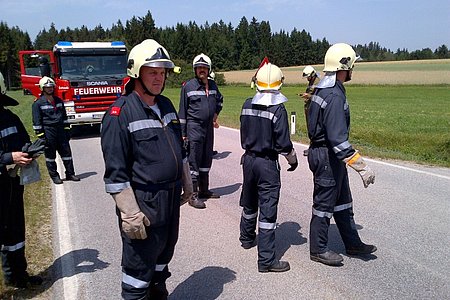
[223,58,450,85]
[0,59,449,297]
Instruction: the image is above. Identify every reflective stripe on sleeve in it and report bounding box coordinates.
[259,221,277,230]
[122,272,150,289]
[1,241,25,252]
[162,112,177,126]
[312,208,333,218]
[332,141,352,154]
[0,126,18,138]
[199,167,210,172]
[33,125,43,130]
[46,158,56,162]
[187,91,206,97]
[311,95,328,108]
[61,156,72,161]
[179,119,186,124]
[105,181,131,193]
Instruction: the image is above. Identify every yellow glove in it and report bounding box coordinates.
[112,187,150,239]
[344,151,375,188]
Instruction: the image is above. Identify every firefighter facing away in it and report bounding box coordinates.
[307,43,376,266]
[101,39,186,300]
[178,53,224,209]
[239,61,298,273]
[0,72,43,288]
[32,76,80,184]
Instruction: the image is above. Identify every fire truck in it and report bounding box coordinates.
[19,41,128,125]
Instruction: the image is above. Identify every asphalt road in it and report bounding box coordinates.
[51,126,450,300]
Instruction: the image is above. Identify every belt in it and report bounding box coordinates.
[245,150,278,161]
[310,141,328,148]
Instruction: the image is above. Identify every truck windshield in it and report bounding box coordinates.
[60,55,127,79]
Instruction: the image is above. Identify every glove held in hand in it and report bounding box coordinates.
[344,151,375,188]
[112,187,150,239]
[284,148,298,171]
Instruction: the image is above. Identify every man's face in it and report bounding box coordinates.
[140,67,166,94]
[195,66,209,80]
[43,86,54,95]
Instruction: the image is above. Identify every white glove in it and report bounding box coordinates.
[181,160,193,205]
[344,151,375,188]
[112,187,150,239]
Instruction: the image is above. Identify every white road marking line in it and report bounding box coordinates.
[55,158,78,299]
[221,126,450,180]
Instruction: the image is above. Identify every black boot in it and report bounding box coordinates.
[189,181,206,209]
[258,260,290,273]
[148,282,168,300]
[51,174,63,184]
[346,243,377,256]
[310,250,343,266]
[66,174,80,181]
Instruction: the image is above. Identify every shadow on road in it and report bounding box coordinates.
[210,183,241,198]
[169,266,236,300]
[73,171,97,180]
[9,248,109,299]
[275,221,307,260]
[212,151,231,160]
[328,224,378,262]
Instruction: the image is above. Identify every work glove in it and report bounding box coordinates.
[22,139,46,158]
[181,160,193,206]
[112,187,150,239]
[344,151,375,188]
[284,148,298,171]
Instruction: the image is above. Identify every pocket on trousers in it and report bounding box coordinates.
[141,190,170,228]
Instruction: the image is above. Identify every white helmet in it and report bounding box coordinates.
[323,43,358,72]
[193,53,212,70]
[127,39,175,78]
[39,76,56,91]
[208,71,216,80]
[255,63,284,91]
[302,66,316,78]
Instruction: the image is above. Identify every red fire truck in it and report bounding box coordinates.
[19,41,128,125]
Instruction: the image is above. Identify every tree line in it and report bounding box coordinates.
[1,11,449,88]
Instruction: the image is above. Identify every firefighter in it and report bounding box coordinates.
[101,39,186,300]
[0,72,43,288]
[300,66,320,156]
[178,53,224,209]
[307,43,376,266]
[32,77,79,184]
[239,61,298,273]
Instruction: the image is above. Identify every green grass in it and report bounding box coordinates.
[164,84,450,167]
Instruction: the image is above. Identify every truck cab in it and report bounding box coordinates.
[19,41,128,125]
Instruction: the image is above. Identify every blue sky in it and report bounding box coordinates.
[2,0,449,51]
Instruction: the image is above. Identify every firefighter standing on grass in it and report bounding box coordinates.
[307,43,376,266]
[178,53,224,209]
[0,72,43,288]
[32,77,79,184]
[101,39,186,300]
[239,61,298,273]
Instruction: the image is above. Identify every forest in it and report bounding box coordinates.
[1,10,448,88]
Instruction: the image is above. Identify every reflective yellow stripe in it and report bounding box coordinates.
[256,80,282,88]
[347,152,361,165]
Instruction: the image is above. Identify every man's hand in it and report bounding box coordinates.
[344,151,375,188]
[284,148,298,172]
[113,187,150,239]
[12,152,32,166]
